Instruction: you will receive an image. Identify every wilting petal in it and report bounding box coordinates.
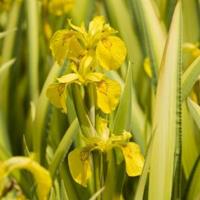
[89,16,105,36]
[46,83,67,113]
[48,0,74,16]
[96,36,127,70]
[121,142,144,176]
[96,78,121,113]
[0,157,52,200]
[68,148,91,187]
[50,29,84,65]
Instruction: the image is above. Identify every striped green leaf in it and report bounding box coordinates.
[188,98,200,129]
[182,56,200,100]
[149,2,182,200]
[130,0,166,81]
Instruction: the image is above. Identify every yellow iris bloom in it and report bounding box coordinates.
[49,16,127,70]
[47,55,121,113]
[68,118,144,186]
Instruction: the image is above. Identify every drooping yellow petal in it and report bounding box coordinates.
[88,16,105,36]
[57,73,79,84]
[50,29,84,65]
[96,36,127,70]
[96,78,121,113]
[68,148,91,187]
[48,0,74,16]
[0,157,52,200]
[121,142,144,176]
[46,83,67,113]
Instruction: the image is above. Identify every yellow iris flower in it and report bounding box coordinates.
[49,16,127,70]
[68,117,144,187]
[46,55,121,113]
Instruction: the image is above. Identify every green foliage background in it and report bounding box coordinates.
[0,0,200,199]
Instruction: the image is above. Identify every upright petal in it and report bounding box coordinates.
[121,142,144,176]
[68,148,91,187]
[96,36,127,70]
[50,30,84,65]
[96,78,121,113]
[89,16,105,36]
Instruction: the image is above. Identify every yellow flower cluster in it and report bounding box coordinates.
[68,117,144,186]
[47,16,127,113]
[46,16,144,187]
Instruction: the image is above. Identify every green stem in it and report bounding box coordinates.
[93,151,101,199]
[85,84,96,126]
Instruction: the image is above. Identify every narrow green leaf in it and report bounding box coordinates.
[89,187,105,200]
[183,0,200,43]
[182,56,200,100]
[49,119,79,178]
[130,0,166,81]
[188,98,200,129]
[149,2,182,200]
[131,88,149,152]
[70,0,94,24]
[104,0,143,82]
[182,102,199,178]
[71,85,96,137]
[33,63,63,163]
[154,0,168,19]
[60,164,80,200]
[0,28,17,39]
[0,59,15,76]
[185,156,200,200]
[134,138,153,200]
[25,0,39,103]
[113,63,132,133]
[0,0,21,139]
